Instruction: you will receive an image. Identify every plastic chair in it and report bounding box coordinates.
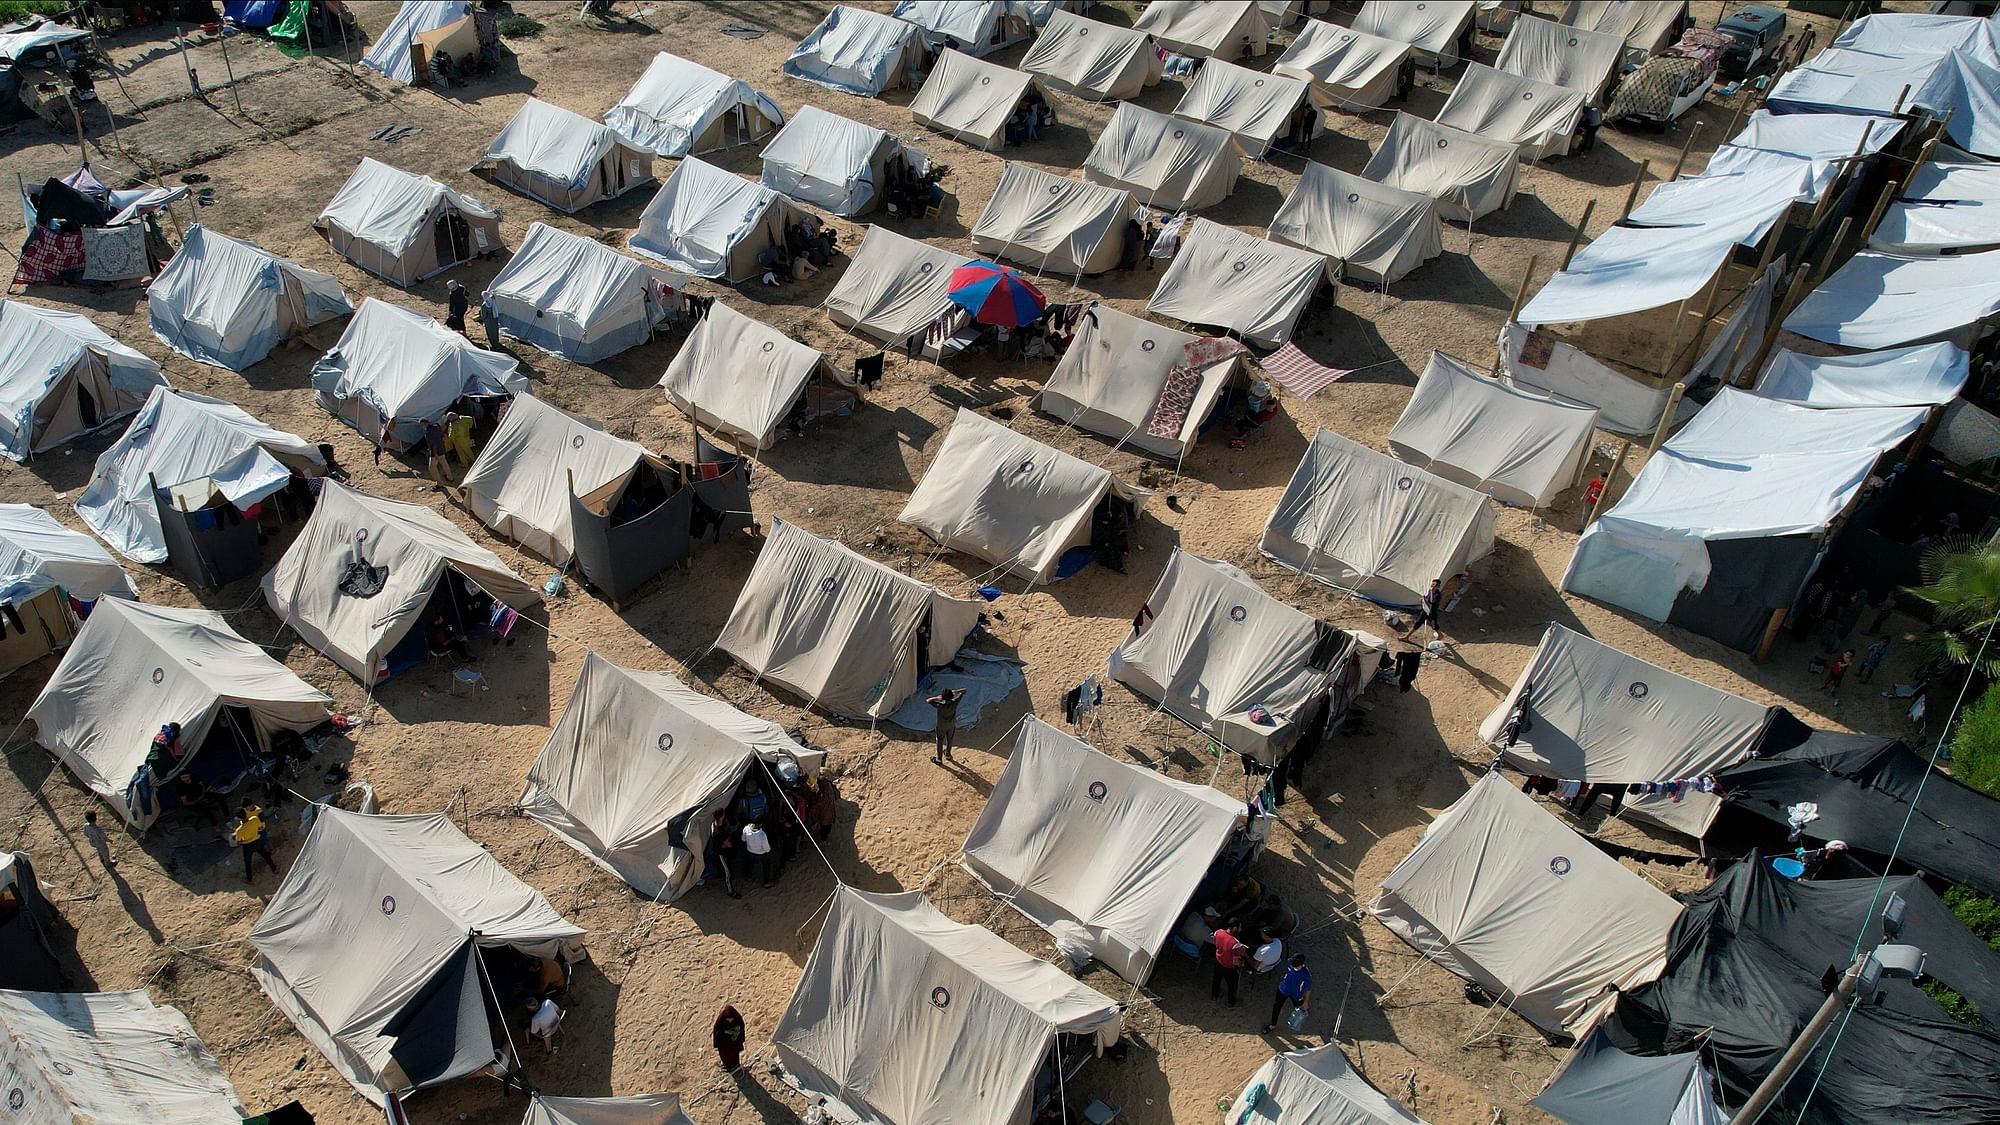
[1170,934,1203,961]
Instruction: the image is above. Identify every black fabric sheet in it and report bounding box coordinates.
[1666,534,1820,653]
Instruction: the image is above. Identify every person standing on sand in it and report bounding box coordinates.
[1211,923,1246,1006]
[713,1005,746,1071]
[81,809,116,871]
[1265,953,1312,1033]
[1401,579,1442,641]
[1580,473,1605,529]
[445,279,470,336]
[928,687,966,764]
[234,800,278,884]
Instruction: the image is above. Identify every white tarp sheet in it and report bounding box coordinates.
[1872,161,2000,254]
[1625,156,1815,246]
[1436,63,1586,160]
[1388,352,1598,506]
[0,299,164,461]
[1261,428,1498,606]
[970,163,1132,276]
[1757,341,1969,408]
[1147,217,1327,348]
[1020,10,1161,101]
[0,503,133,605]
[1354,0,1476,64]
[1362,112,1521,223]
[310,297,524,447]
[909,48,1038,149]
[1558,1,1686,58]
[1494,14,1625,100]
[1084,102,1241,211]
[1134,0,1271,59]
[1270,162,1443,285]
[823,225,963,344]
[1478,624,1768,835]
[604,51,784,158]
[1226,1044,1429,1125]
[1172,58,1310,158]
[659,300,827,449]
[0,990,246,1123]
[785,4,921,95]
[961,716,1243,982]
[1519,223,1741,325]
[76,387,322,563]
[524,1093,694,1125]
[460,394,653,565]
[628,157,798,283]
[1726,110,1902,201]
[1783,249,2000,349]
[1273,22,1411,110]
[1496,323,1675,437]
[1039,305,1234,460]
[1371,773,1682,1032]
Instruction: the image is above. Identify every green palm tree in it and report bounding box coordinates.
[1909,537,2000,679]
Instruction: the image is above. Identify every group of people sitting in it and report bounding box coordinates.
[882,156,945,218]
[699,764,838,897]
[1003,90,1055,147]
[757,214,839,286]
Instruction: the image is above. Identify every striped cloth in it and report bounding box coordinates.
[1257,343,1350,399]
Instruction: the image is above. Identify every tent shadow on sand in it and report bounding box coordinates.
[2,755,145,962]
[363,600,557,727]
[403,957,625,1119]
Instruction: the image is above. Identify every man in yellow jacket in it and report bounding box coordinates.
[234,800,279,885]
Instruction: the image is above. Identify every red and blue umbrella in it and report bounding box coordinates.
[946,260,1047,327]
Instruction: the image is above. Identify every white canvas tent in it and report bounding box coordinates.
[760,104,927,217]
[1353,0,1476,65]
[262,480,538,684]
[784,5,922,96]
[1273,21,1412,111]
[483,222,683,363]
[27,599,330,828]
[909,49,1045,150]
[893,0,1032,56]
[0,990,247,1123]
[0,503,130,677]
[1260,428,1497,607]
[523,1094,695,1125]
[1437,63,1587,161]
[717,517,984,718]
[1755,341,1969,409]
[75,386,323,564]
[627,157,804,283]
[148,225,352,372]
[473,98,655,214]
[1084,102,1241,211]
[360,0,473,84]
[1783,249,2000,350]
[1371,773,1682,1033]
[1110,548,1342,760]
[0,298,164,461]
[658,300,831,450]
[1173,58,1312,159]
[1134,0,1271,59]
[1494,14,1626,102]
[248,806,586,1105]
[970,163,1132,277]
[310,297,525,449]
[1146,218,1327,348]
[1363,112,1521,223]
[604,51,785,158]
[1558,1,1688,60]
[1039,305,1243,460]
[772,886,1124,1125]
[313,158,502,286]
[1479,624,1768,836]
[822,224,962,345]
[461,394,665,565]
[1270,162,1443,286]
[1226,1044,1429,1125]
[521,651,817,902]
[1387,351,1599,507]
[1020,10,1162,101]
[962,716,1243,982]
[900,408,1147,584]
[1871,161,2000,254]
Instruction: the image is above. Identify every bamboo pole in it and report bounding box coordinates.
[1858,182,1897,244]
[1667,124,1701,182]
[1561,201,1595,270]
[1645,383,1686,459]
[1620,159,1651,219]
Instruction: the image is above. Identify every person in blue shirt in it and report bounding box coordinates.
[1266,953,1312,1033]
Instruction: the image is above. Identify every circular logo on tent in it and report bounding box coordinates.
[1172,129,1185,140]
[572,435,586,449]
[151,668,165,684]
[1086,781,1108,802]
[658,733,675,753]
[1415,2,1426,8]
[919,262,935,274]
[1140,339,1156,351]
[1395,476,1414,491]
[1347,192,1361,203]
[1254,79,1265,87]
[1077,25,1087,34]
[1567,37,1579,46]
[1232,260,1248,272]
[381,895,397,916]
[1339,32,1351,42]
[821,576,839,594]
[1017,459,1036,475]
[1628,682,1649,699]
[761,341,775,353]
[49,1062,72,1076]
[356,527,370,544]
[8,1089,23,1111]
[1229,605,1248,622]
[1049,185,1063,196]
[1521,91,1535,101]
[1548,856,1573,878]
[931,986,952,1009]
[981,76,991,85]
[1436,138,1450,149]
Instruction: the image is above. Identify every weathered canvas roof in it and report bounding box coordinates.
[0,503,132,605]
[310,297,524,438]
[263,480,537,683]
[901,408,1140,583]
[1494,14,1626,100]
[475,98,626,199]
[0,298,164,461]
[249,806,586,1105]
[760,104,909,216]
[522,651,812,901]
[460,394,658,565]
[1133,0,1271,58]
[483,222,679,363]
[1518,223,1744,325]
[604,51,785,158]
[1436,63,1586,159]
[1084,101,1242,211]
[523,1094,694,1125]
[1478,624,1768,836]
[773,886,1123,1125]
[316,158,499,259]
[148,224,352,372]
[1226,1044,1429,1125]
[1783,248,2000,350]
[28,599,329,827]
[658,299,827,449]
[1272,21,1411,110]
[1270,162,1443,285]
[970,163,1132,276]
[1111,548,1340,759]
[1387,351,1598,506]
[823,224,963,344]
[893,0,1031,56]
[716,517,984,718]
[962,716,1243,982]
[1755,340,1969,408]
[1871,161,2000,254]
[1353,0,1476,63]
[1531,1027,1724,1125]
[1039,305,1235,460]
[1260,428,1497,607]
[1362,112,1520,223]
[75,386,323,564]
[784,4,920,95]
[0,990,247,1123]
[1172,58,1309,157]
[909,48,1039,149]
[360,0,473,83]
[1021,10,1162,101]
[1372,773,1681,1033]
[1147,217,1327,348]
[628,157,799,281]
[1558,1,1687,58]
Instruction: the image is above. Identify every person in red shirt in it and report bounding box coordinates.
[1823,648,1854,701]
[1580,474,1606,530]
[1212,925,1246,1006]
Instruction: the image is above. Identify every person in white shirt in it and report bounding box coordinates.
[1252,927,1284,974]
[741,821,776,887]
[527,998,562,1053]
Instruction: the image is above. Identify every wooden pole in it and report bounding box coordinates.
[1753,609,1787,663]
[218,26,245,115]
[1742,265,1816,383]
[1645,383,1686,459]
[1591,440,1634,526]
[1751,213,1784,275]
[1891,83,1911,116]
[1493,254,1538,374]
[1561,201,1595,269]
[1800,122,1875,232]
[1858,182,1897,243]
[1682,270,1725,373]
[1621,159,1652,219]
[1808,215,1855,290]
[1658,297,1691,379]
[1668,124,1702,182]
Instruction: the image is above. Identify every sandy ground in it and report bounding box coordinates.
[0,3,1923,1123]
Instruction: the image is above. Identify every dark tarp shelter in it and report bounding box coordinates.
[1532,1026,1724,1125]
[1604,856,2000,1125]
[1664,535,1821,654]
[567,433,750,605]
[1720,710,2000,899]
[0,852,66,991]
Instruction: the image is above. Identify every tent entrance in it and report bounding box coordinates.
[433,210,473,267]
[0,588,75,678]
[1089,495,1137,573]
[380,568,499,680]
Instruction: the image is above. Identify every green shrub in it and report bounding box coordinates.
[1944,885,2000,952]
[0,1,71,18]
[1949,686,2000,798]
[497,13,543,38]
